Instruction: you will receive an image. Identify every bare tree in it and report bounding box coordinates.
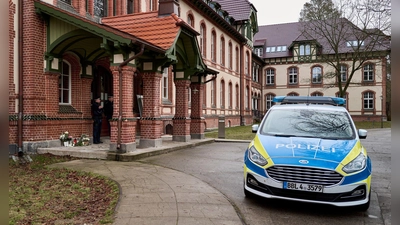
[298,0,391,97]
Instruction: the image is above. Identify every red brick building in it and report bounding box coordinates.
[9,0,259,153]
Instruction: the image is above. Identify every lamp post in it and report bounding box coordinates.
[380,95,383,128]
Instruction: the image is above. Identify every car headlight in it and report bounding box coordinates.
[342,152,366,173]
[248,146,268,166]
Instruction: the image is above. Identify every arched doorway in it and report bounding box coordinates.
[91,65,113,137]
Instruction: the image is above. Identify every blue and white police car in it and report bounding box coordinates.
[244,96,371,210]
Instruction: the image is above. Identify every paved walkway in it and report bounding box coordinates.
[44,137,251,225]
[50,159,244,225]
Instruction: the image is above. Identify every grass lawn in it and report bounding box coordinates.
[9,154,119,225]
[205,121,391,140]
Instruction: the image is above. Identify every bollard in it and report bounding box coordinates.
[218,115,225,139]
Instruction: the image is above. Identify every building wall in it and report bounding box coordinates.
[180,1,253,127]
[262,58,386,121]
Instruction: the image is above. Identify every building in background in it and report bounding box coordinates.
[253,21,390,121]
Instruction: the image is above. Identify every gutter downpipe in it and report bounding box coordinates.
[17,0,24,156]
[116,44,145,150]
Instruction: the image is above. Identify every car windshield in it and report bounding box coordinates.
[260,108,355,139]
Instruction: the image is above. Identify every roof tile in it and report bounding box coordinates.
[102,12,182,50]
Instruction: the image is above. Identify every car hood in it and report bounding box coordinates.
[257,135,358,164]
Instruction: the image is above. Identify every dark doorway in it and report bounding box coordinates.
[91,65,113,137]
[166,124,173,135]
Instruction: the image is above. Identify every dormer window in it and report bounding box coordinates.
[299,44,310,55]
[346,40,365,47]
[254,48,263,57]
[266,46,286,53]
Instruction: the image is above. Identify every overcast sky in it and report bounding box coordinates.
[249,0,309,26]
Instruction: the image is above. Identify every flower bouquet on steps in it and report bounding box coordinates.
[75,134,90,146]
[59,131,73,146]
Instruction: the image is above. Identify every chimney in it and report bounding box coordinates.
[158,0,180,17]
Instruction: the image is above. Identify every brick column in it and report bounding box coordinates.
[190,83,205,139]
[109,65,136,153]
[139,72,163,148]
[173,79,191,142]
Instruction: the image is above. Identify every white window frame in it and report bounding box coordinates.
[363,64,374,81]
[266,94,274,110]
[200,25,205,57]
[59,61,71,105]
[312,66,322,83]
[162,67,168,99]
[288,67,298,84]
[266,68,274,85]
[363,92,374,109]
[340,65,347,82]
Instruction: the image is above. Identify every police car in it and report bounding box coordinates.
[244,96,371,210]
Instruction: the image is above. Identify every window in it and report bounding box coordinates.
[59,61,71,104]
[311,92,323,96]
[287,92,299,96]
[203,84,207,107]
[188,87,191,106]
[187,14,194,27]
[211,79,216,107]
[228,82,232,108]
[266,68,275,85]
[235,46,239,72]
[245,86,249,109]
[211,31,216,62]
[252,64,259,82]
[94,0,107,17]
[270,46,276,52]
[363,63,374,81]
[347,40,364,47]
[228,42,232,69]
[252,93,258,110]
[245,52,249,75]
[266,94,275,110]
[220,80,225,107]
[235,84,239,109]
[255,48,262,57]
[299,44,310,55]
[288,67,298,84]
[312,66,322,83]
[266,47,271,53]
[340,65,347,82]
[162,67,168,99]
[149,0,155,11]
[363,92,374,109]
[200,24,206,57]
[127,0,134,14]
[220,37,225,66]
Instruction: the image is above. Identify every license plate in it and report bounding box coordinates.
[283,182,324,192]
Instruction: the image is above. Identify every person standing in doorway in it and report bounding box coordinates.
[104,95,114,136]
[91,97,103,144]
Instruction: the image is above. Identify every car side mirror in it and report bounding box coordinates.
[358,129,367,139]
[252,124,259,133]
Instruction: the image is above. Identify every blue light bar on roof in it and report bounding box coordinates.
[273,96,346,106]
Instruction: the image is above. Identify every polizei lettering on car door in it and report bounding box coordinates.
[275,144,336,153]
